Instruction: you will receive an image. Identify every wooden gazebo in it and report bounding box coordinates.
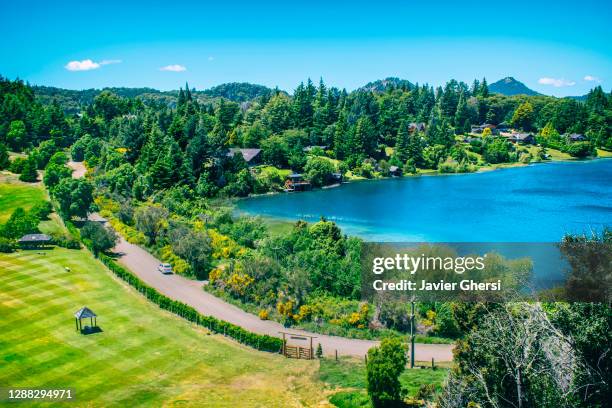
[18,234,52,249]
[74,307,98,333]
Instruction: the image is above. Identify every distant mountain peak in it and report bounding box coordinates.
[489,77,540,96]
[360,77,415,93]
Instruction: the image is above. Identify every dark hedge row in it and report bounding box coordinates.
[97,253,284,353]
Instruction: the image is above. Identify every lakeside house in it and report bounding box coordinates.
[471,123,499,135]
[502,132,535,144]
[284,173,312,192]
[408,122,426,133]
[566,133,587,142]
[389,165,402,177]
[227,148,262,166]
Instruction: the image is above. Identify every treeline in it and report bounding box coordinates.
[2,75,611,202]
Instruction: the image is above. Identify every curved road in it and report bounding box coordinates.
[68,161,454,360]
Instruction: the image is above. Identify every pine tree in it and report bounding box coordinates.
[395,121,410,163]
[333,113,349,159]
[471,79,480,96]
[185,82,192,101]
[454,91,469,131]
[480,78,489,98]
[177,88,186,108]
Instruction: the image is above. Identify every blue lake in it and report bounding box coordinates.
[237,159,612,242]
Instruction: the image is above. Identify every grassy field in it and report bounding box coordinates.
[319,357,448,408]
[0,174,46,223]
[0,247,328,407]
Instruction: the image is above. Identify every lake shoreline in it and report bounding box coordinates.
[237,158,612,242]
[241,155,612,200]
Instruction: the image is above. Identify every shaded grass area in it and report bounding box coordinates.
[0,248,325,407]
[319,357,448,408]
[0,181,46,223]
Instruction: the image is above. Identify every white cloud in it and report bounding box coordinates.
[65,59,100,71]
[583,75,601,82]
[160,64,187,72]
[538,77,576,87]
[65,58,121,71]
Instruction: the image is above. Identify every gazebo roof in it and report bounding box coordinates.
[18,234,52,243]
[74,307,97,319]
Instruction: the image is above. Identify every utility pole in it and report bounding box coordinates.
[409,300,415,368]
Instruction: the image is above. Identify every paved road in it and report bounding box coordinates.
[68,161,454,360]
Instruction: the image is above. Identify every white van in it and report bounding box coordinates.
[157,263,173,274]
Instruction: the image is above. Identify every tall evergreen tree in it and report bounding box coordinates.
[480,77,489,98]
[454,91,470,133]
[394,120,410,163]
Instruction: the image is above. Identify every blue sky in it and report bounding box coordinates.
[1,0,610,96]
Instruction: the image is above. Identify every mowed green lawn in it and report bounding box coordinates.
[0,178,46,223]
[0,248,325,407]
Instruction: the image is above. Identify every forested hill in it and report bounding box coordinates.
[360,77,415,93]
[489,77,540,96]
[33,86,163,113]
[199,82,277,102]
[32,82,277,113]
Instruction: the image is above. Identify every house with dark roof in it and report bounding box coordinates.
[389,165,402,177]
[284,173,312,192]
[227,148,262,165]
[471,124,499,135]
[503,132,535,144]
[18,234,52,248]
[567,133,587,142]
[408,122,426,133]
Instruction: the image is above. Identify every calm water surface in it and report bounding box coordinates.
[237,160,612,242]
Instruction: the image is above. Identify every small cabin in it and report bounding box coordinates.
[227,148,262,166]
[567,133,586,142]
[285,173,312,192]
[505,133,535,144]
[408,122,426,133]
[471,124,499,135]
[389,165,402,177]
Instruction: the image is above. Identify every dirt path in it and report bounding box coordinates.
[70,159,454,360]
[67,161,87,179]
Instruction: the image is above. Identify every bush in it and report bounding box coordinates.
[366,337,408,407]
[52,233,81,249]
[80,221,118,255]
[9,157,27,174]
[565,141,594,158]
[30,201,53,220]
[0,237,15,253]
[18,156,38,182]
